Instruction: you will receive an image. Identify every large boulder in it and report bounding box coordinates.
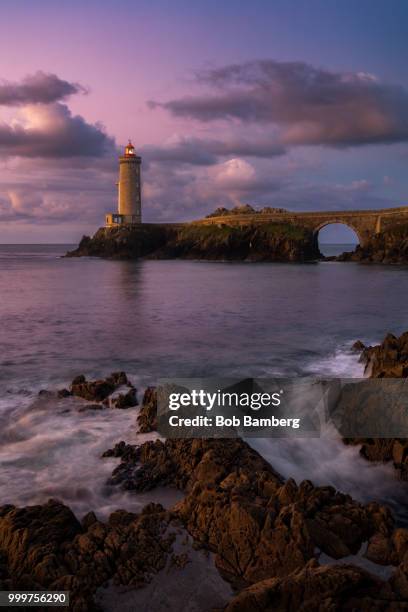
[0,499,200,610]
[0,500,81,587]
[224,560,405,611]
[62,372,138,408]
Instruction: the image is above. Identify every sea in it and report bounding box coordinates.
[1,243,408,521]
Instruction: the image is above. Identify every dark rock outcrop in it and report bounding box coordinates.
[0,499,185,610]
[60,372,138,409]
[102,437,404,591]
[2,434,408,610]
[66,224,171,259]
[334,223,408,264]
[224,560,407,611]
[137,387,158,433]
[346,331,408,478]
[66,222,320,262]
[0,500,82,586]
[359,332,408,378]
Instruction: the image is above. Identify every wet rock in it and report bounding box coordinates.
[102,435,408,606]
[72,374,86,385]
[107,437,282,494]
[347,332,408,477]
[69,371,136,406]
[0,499,198,610]
[352,340,366,352]
[57,388,71,398]
[104,437,399,586]
[224,560,405,611]
[358,331,408,378]
[81,512,97,530]
[137,386,157,432]
[103,386,138,409]
[3,435,407,610]
[366,532,395,566]
[0,500,81,586]
[102,441,139,461]
[38,389,53,397]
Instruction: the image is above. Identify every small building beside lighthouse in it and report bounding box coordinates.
[105,141,142,226]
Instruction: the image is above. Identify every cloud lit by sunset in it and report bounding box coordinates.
[0,0,407,242]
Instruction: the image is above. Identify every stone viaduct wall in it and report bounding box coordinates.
[193,206,408,246]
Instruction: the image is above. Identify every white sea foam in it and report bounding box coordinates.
[250,345,408,524]
[304,345,363,378]
[250,423,408,516]
[0,389,180,520]
[1,344,407,526]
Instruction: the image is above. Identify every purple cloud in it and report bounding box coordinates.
[0,103,115,158]
[0,71,86,106]
[141,135,285,166]
[149,60,408,147]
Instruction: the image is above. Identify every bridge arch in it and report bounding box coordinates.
[313,220,363,246]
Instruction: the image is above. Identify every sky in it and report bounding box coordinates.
[0,0,408,243]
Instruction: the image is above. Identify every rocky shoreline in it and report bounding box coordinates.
[2,364,408,610]
[328,223,408,264]
[66,222,321,263]
[65,210,408,265]
[341,331,408,480]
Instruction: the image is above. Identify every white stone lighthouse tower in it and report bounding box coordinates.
[105,141,142,226]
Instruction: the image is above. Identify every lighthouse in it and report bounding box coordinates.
[105,141,142,226]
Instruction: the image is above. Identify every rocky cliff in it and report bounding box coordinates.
[334,223,408,264]
[66,222,321,262]
[343,331,408,479]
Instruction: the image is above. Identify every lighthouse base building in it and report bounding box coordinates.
[106,141,142,227]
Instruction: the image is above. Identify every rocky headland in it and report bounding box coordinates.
[331,223,408,264]
[2,370,408,610]
[66,204,408,265]
[66,221,321,263]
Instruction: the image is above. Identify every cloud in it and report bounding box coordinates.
[334,179,371,192]
[0,71,86,106]
[149,60,408,147]
[0,103,115,158]
[141,134,285,166]
[0,159,116,223]
[0,71,118,227]
[140,156,286,222]
[214,158,256,185]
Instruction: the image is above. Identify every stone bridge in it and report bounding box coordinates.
[194,206,408,246]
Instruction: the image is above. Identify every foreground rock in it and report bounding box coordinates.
[346,331,408,478]
[224,560,407,611]
[2,433,408,610]
[58,372,138,409]
[66,221,321,262]
[358,332,408,378]
[102,436,408,606]
[0,499,214,611]
[137,387,158,433]
[333,223,408,264]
